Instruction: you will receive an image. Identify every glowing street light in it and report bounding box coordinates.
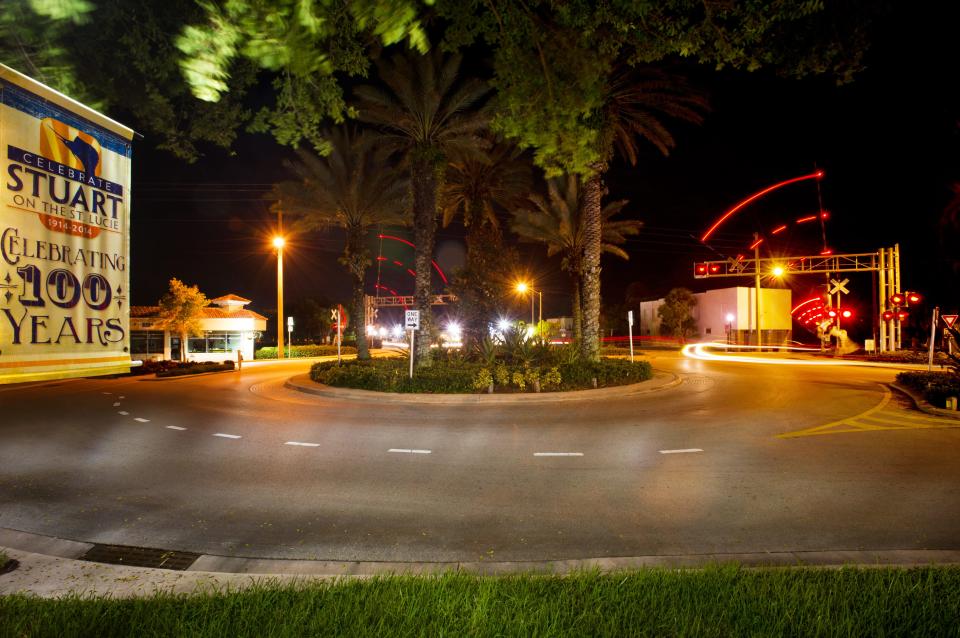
[772,265,785,277]
[514,282,542,328]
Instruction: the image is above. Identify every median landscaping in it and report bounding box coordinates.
[2,567,958,636]
[310,355,652,394]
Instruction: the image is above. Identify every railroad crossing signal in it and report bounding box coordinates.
[828,278,849,295]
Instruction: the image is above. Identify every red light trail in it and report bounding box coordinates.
[700,170,824,242]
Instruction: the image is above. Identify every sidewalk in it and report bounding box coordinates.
[3,527,960,599]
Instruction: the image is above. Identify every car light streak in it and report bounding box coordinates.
[680,342,903,368]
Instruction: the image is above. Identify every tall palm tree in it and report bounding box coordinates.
[354,49,489,365]
[511,174,642,345]
[273,128,408,360]
[580,67,709,360]
[440,139,531,350]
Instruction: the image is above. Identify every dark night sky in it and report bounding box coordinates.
[127,4,960,338]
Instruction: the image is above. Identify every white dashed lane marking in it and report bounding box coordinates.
[285,441,320,447]
[533,452,583,457]
[213,433,242,439]
[388,448,431,454]
[118,411,129,416]
[134,418,150,423]
[165,426,186,431]
[112,402,121,407]
[659,448,703,454]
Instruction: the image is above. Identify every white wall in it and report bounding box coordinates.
[638,286,792,342]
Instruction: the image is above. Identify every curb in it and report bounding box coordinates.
[888,383,960,421]
[3,528,960,586]
[283,370,682,404]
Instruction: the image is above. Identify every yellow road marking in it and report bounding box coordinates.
[778,385,960,438]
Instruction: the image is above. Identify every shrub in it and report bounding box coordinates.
[896,371,960,408]
[472,368,493,392]
[255,345,357,359]
[558,358,653,390]
[493,362,510,386]
[156,361,235,377]
[542,366,562,390]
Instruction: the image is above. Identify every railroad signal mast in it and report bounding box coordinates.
[694,244,906,352]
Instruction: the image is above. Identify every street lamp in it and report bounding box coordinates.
[273,235,285,359]
[515,282,542,330]
[772,265,785,277]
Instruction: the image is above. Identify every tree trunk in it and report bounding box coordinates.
[580,164,605,361]
[570,272,583,346]
[411,153,438,366]
[180,331,187,362]
[461,216,500,354]
[347,226,370,361]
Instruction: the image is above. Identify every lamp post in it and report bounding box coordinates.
[273,235,285,359]
[515,282,542,333]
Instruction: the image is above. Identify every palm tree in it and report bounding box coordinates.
[580,66,709,360]
[440,139,531,350]
[354,49,490,365]
[273,128,408,360]
[511,174,642,345]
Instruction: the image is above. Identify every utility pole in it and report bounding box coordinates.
[754,233,762,349]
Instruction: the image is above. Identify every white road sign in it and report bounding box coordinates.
[405,310,420,330]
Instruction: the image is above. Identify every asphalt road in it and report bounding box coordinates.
[1,352,958,563]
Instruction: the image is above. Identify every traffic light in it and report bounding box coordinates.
[897,311,908,321]
[827,309,837,318]
[882,310,895,321]
[906,291,922,306]
[841,309,852,319]
[889,292,904,306]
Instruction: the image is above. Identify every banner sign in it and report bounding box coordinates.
[0,64,134,383]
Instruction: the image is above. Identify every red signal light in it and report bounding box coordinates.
[898,311,908,321]
[841,310,852,319]
[827,309,837,318]
[709,264,720,274]
[882,310,895,321]
[695,264,707,276]
[907,292,921,305]
[889,293,904,306]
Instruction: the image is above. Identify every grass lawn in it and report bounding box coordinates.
[2,567,958,637]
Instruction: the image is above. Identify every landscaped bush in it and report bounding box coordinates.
[255,345,357,359]
[896,371,960,408]
[310,356,653,394]
[156,361,235,378]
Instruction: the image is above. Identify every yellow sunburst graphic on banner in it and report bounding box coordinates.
[39,117,102,177]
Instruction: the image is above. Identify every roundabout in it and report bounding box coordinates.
[1,352,959,572]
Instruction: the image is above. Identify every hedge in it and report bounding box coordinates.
[310,357,653,394]
[155,361,235,377]
[896,371,960,408]
[255,345,357,359]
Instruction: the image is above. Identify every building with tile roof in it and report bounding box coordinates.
[130,294,267,362]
